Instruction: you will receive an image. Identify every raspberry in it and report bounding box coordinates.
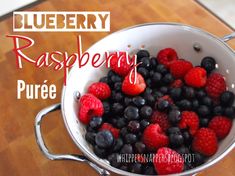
[88,82,111,100]
[154,147,184,175]
[171,79,184,88]
[209,116,232,139]
[184,67,207,88]
[178,111,199,136]
[110,52,132,76]
[170,59,193,78]
[122,73,146,96]
[79,94,104,124]
[206,73,226,99]
[150,111,170,132]
[142,124,169,152]
[99,123,120,139]
[157,48,178,68]
[192,128,218,156]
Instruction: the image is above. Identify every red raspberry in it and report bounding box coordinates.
[184,67,207,88]
[79,94,104,124]
[192,128,218,156]
[171,79,183,88]
[209,116,232,139]
[150,111,170,132]
[88,82,111,100]
[206,73,226,99]
[142,124,169,152]
[158,95,174,104]
[99,123,120,139]
[122,73,146,96]
[178,111,199,136]
[110,52,132,76]
[154,147,184,175]
[157,48,178,68]
[170,59,193,78]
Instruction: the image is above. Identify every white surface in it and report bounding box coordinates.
[62,23,235,176]
[0,0,38,17]
[198,0,235,29]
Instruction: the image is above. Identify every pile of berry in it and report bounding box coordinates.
[78,48,234,175]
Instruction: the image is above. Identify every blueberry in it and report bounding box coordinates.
[107,153,121,168]
[183,86,195,99]
[89,117,103,129]
[220,91,235,106]
[182,130,192,145]
[200,118,210,127]
[86,126,96,133]
[112,103,124,114]
[114,82,122,91]
[132,96,146,107]
[144,94,155,106]
[224,106,235,118]
[168,109,181,124]
[193,152,205,166]
[192,99,199,110]
[120,144,133,154]
[140,119,150,130]
[120,127,128,137]
[152,91,163,99]
[170,88,182,101]
[109,118,118,126]
[95,131,114,148]
[130,163,142,174]
[177,99,192,110]
[176,146,190,155]
[124,106,139,120]
[102,101,110,115]
[112,92,124,102]
[201,56,216,73]
[169,134,184,147]
[120,165,128,171]
[140,105,153,118]
[143,165,156,175]
[144,87,153,95]
[196,89,206,99]
[213,105,224,116]
[128,121,140,133]
[138,67,149,78]
[137,50,150,60]
[159,86,168,94]
[151,72,162,84]
[124,97,132,106]
[197,105,210,117]
[201,96,213,107]
[113,138,124,152]
[124,133,137,144]
[134,142,146,154]
[111,74,122,83]
[116,118,127,129]
[94,145,107,158]
[99,76,109,84]
[145,78,152,87]
[156,64,168,74]
[108,70,116,78]
[156,100,170,111]
[85,132,96,145]
[140,57,151,69]
[167,127,181,135]
[162,73,174,84]
[150,57,158,69]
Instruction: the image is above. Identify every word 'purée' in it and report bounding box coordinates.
[7,35,138,85]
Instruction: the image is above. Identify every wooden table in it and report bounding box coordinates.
[0,0,234,175]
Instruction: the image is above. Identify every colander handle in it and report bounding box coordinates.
[34,103,110,176]
[221,32,235,42]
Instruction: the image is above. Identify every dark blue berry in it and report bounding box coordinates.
[99,76,108,84]
[220,91,235,106]
[94,145,107,158]
[107,153,121,168]
[113,138,124,152]
[138,67,149,78]
[114,82,122,91]
[132,96,146,107]
[224,106,235,118]
[112,92,124,102]
[156,64,168,74]
[127,121,140,133]
[112,103,124,114]
[140,119,150,130]
[182,130,192,145]
[177,99,192,110]
[150,57,158,69]
[124,133,137,144]
[170,88,182,101]
[145,78,152,87]
[144,94,155,106]
[144,165,156,175]
[102,101,110,115]
[213,105,224,116]
[95,130,114,148]
[192,99,199,110]
[183,86,195,99]
[130,163,142,174]
[116,118,127,129]
[201,96,213,107]
[120,127,128,137]
[140,105,153,118]
[159,86,168,94]
[111,75,122,83]
[162,73,174,84]
[169,134,184,147]
[196,89,206,99]
[134,142,146,154]
[137,50,150,60]
[167,127,181,135]
[124,106,139,120]
[85,132,96,145]
[140,57,151,69]
[197,105,210,117]
[201,56,216,73]
[152,91,163,99]
[89,117,102,129]
[168,109,181,124]
[120,144,133,154]
[193,152,205,166]
[151,72,162,84]
[124,97,132,106]
[156,100,170,111]
[200,118,210,127]
[176,146,190,155]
